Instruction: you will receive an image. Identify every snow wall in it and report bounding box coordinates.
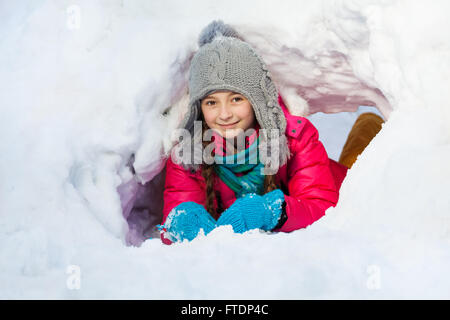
[1,0,449,298]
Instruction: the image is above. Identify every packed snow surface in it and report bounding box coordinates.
[1,0,449,299]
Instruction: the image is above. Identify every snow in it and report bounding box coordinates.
[1,0,450,299]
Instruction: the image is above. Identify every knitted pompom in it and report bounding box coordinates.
[198,20,240,47]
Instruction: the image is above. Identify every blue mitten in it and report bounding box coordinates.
[162,202,217,242]
[217,189,285,233]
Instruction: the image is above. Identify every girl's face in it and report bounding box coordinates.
[200,91,256,139]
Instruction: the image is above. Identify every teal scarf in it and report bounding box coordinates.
[213,136,265,198]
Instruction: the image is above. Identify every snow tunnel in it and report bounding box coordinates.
[3,0,450,299]
[116,25,393,247]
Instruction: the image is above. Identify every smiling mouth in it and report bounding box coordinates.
[219,121,239,128]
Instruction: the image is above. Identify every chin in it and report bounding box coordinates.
[223,132,237,139]
[224,128,245,139]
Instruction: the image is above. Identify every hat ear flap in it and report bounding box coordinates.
[259,69,286,133]
[179,100,199,133]
[260,71,277,108]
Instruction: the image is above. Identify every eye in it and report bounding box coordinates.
[231,96,244,103]
[203,100,216,106]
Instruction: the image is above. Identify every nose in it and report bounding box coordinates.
[218,103,233,121]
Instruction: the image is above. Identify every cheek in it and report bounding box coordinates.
[238,104,255,126]
[201,108,216,126]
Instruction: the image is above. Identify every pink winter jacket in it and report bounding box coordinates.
[161,95,348,244]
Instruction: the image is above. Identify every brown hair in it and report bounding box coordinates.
[200,120,278,220]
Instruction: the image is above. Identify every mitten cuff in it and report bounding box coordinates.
[272,199,288,230]
[262,189,285,230]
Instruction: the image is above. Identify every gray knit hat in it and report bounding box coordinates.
[173,20,290,174]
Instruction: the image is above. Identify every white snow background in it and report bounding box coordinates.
[1,0,449,299]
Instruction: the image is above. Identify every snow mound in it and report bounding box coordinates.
[1,0,449,298]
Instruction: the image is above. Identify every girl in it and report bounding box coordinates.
[159,21,381,244]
